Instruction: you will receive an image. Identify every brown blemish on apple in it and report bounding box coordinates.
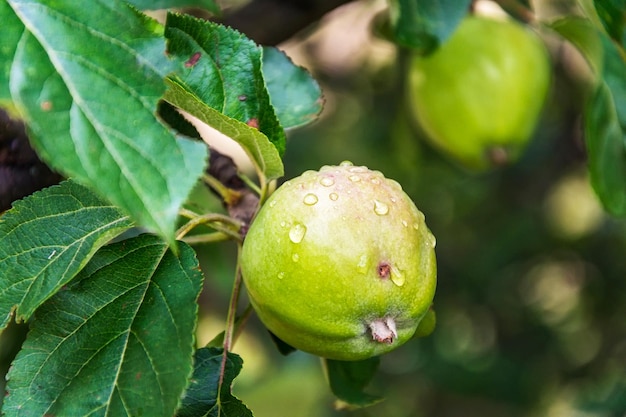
[377,262,391,279]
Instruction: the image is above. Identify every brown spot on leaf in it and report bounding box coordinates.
[40,101,52,111]
[185,52,201,68]
[246,118,259,129]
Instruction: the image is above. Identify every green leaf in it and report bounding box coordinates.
[550,16,604,74]
[585,72,626,215]
[262,46,323,129]
[594,0,626,46]
[0,180,133,331]
[552,17,626,215]
[177,347,252,417]
[7,0,208,244]
[0,0,22,104]
[165,77,284,182]
[387,0,472,54]
[324,357,384,408]
[163,12,286,176]
[164,12,285,154]
[3,235,203,417]
[126,0,220,14]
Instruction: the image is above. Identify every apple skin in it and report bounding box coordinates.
[408,16,551,171]
[241,162,437,361]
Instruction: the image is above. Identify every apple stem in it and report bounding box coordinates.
[218,243,245,393]
[369,317,398,344]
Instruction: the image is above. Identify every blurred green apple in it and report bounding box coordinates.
[408,15,551,171]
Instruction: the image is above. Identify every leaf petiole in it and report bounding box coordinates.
[176,210,243,241]
[218,243,246,399]
[202,174,242,206]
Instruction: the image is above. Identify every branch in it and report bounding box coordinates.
[217,0,355,45]
[207,150,259,236]
[0,109,62,212]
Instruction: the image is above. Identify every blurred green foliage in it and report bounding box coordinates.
[228,8,626,414]
[2,1,625,416]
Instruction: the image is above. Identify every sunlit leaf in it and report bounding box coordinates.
[163,12,285,183]
[3,235,203,417]
[7,0,207,244]
[165,77,284,182]
[0,180,132,330]
[177,347,252,417]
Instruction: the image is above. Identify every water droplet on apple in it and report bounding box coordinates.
[349,175,361,182]
[389,179,403,190]
[303,193,318,206]
[402,220,408,228]
[269,200,277,208]
[289,223,307,243]
[340,160,353,167]
[292,253,300,262]
[320,177,335,187]
[277,272,285,280]
[427,233,437,248]
[357,254,369,274]
[374,200,389,216]
[390,265,405,287]
[329,192,339,201]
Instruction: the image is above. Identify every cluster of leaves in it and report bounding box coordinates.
[0,0,321,415]
[0,0,624,416]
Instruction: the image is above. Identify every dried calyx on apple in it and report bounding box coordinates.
[241,162,437,361]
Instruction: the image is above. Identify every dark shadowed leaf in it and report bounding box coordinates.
[324,357,383,408]
[594,0,626,46]
[553,17,626,215]
[177,347,252,417]
[262,46,323,130]
[126,0,220,14]
[388,0,471,54]
[3,235,203,417]
[7,0,207,244]
[0,180,132,330]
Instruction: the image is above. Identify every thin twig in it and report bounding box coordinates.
[218,243,245,391]
[175,212,243,241]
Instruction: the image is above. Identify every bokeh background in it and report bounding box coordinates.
[196,1,626,416]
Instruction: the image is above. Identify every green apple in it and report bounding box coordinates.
[408,15,551,171]
[241,162,437,361]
